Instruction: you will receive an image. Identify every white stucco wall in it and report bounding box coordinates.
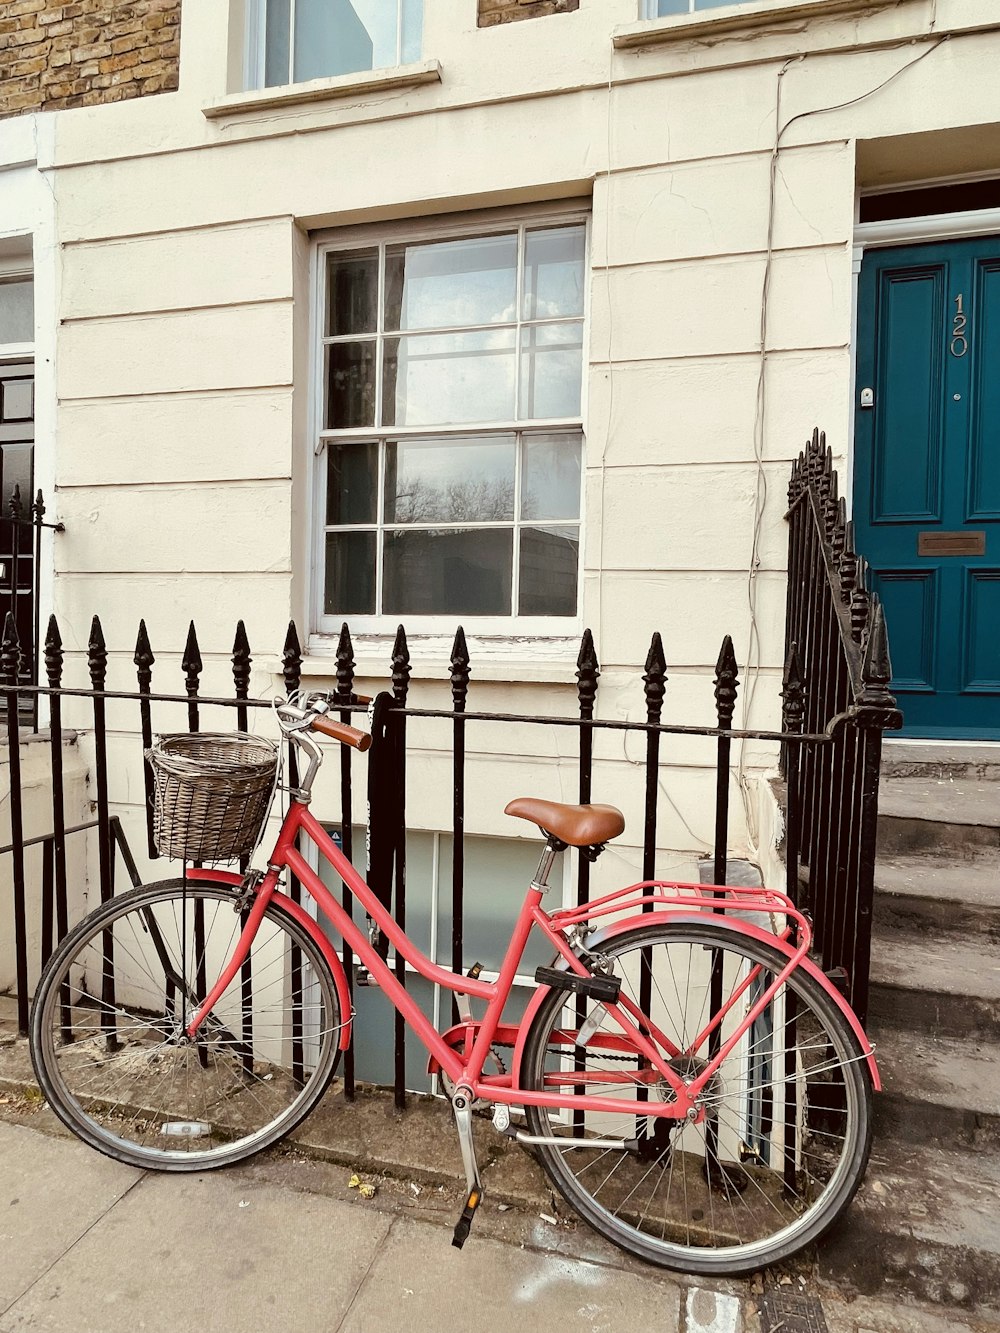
[14,0,1000,891]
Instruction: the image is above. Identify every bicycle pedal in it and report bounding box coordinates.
[354,966,376,988]
[451,1187,483,1250]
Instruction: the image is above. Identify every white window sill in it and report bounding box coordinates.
[614,0,909,49]
[203,59,442,120]
[269,635,584,686]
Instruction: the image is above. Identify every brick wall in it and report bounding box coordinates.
[0,0,181,119]
[478,0,580,27]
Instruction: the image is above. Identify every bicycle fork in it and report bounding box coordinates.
[450,1085,483,1249]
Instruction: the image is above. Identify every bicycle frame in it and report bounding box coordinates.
[187,798,880,1122]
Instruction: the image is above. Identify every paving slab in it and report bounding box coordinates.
[0,1166,392,1333]
[337,1211,683,1333]
[0,1121,140,1317]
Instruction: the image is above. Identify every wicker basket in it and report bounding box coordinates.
[146,732,279,863]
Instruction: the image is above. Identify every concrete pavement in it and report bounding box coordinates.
[0,1117,997,1333]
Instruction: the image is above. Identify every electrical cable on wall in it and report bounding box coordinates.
[735,28,951,855]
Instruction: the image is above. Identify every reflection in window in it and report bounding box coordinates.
[0,279,33,347]
[261,0,422,89]
[319,219,588,623]
[648,0,749,14]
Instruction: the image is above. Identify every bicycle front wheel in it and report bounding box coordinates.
[31,879,343,1171]
[521,921,873,1275]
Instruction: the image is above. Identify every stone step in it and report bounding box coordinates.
[871,1023,1000,1152]
[877,777,1000,858]
[873,854,1000,940]
[881,741,1000,783]
[868,930,1000,1040]
[819,1138,1000,1316]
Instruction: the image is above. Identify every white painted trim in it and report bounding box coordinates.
[617,0,916,49]
[204,58,441,118]
[854,207,1000,251]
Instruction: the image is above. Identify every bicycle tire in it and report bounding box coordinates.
[520,920,873,1275]
[30,879,343,1171]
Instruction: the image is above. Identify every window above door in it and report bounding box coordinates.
[247,0,422,90]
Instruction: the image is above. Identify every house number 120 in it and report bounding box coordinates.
[951,294,968,357]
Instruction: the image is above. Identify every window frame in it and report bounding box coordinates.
[245,0,420,91]
[309,203,591,641]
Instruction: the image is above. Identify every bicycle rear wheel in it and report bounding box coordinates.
[521,920,872,1275]
[31,879,343,1171]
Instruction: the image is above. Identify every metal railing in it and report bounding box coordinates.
[783,429,902,1023]
[0,436,899,1101]
[0,486,63,731]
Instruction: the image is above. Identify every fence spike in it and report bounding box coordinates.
[9,484,22,521]
[780,641,805,733]
[575,628,600,716]
[450,626,470,712]
[1,613,20,687]
[643,632,667,718]
[860,597,894,696]
[87,615,107,691]
[282,621,303,696]
[831,496,847,561]
[133,619,154,689]
[43,615,63,689]
[851,559,870,644]
[391,624,411,705]
[713,635,740,729]
[232,620,252,700]
[182,621,203,698]
[32,489,45,523]
[335,622,356,706]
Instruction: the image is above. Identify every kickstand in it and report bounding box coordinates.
[450,1088,484,1249]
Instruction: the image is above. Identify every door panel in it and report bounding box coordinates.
[855,237,1000,738]
[873,267,944,522]
[870,569,936,692]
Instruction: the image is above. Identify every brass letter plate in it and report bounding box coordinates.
[918,531,986,556]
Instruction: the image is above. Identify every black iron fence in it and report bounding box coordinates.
[0,436,899,1103]
[0,486,62,729]
[784,429,902,1022]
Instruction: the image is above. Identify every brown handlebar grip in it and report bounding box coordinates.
[309,714,372,751]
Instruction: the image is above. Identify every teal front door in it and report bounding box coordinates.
[854,236,1000,739]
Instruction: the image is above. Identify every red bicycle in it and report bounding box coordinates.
[30,692,877,1275]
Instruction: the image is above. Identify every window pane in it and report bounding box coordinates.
[383,528,513,615]
[383,330,516,427]
[401,0,422,62]
[326,442,379,524]
[519,526,579,616]
[264,0,291,85]
[521,433,582,521]
[655,0,690,12]
[384,235,518,331]
[293,0,384,82]
[326,341,376,428]
[436,834,554,974]
[325,530,376,615]
[385,435,515,524]
[327,251,378,336]
[0,280,34,346]
[519,322,583,420]
[522,226,586,320]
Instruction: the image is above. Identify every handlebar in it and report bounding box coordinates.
[275,695,372,752]
[310,713,372,751]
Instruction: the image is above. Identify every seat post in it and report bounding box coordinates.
[531,836,564,892]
